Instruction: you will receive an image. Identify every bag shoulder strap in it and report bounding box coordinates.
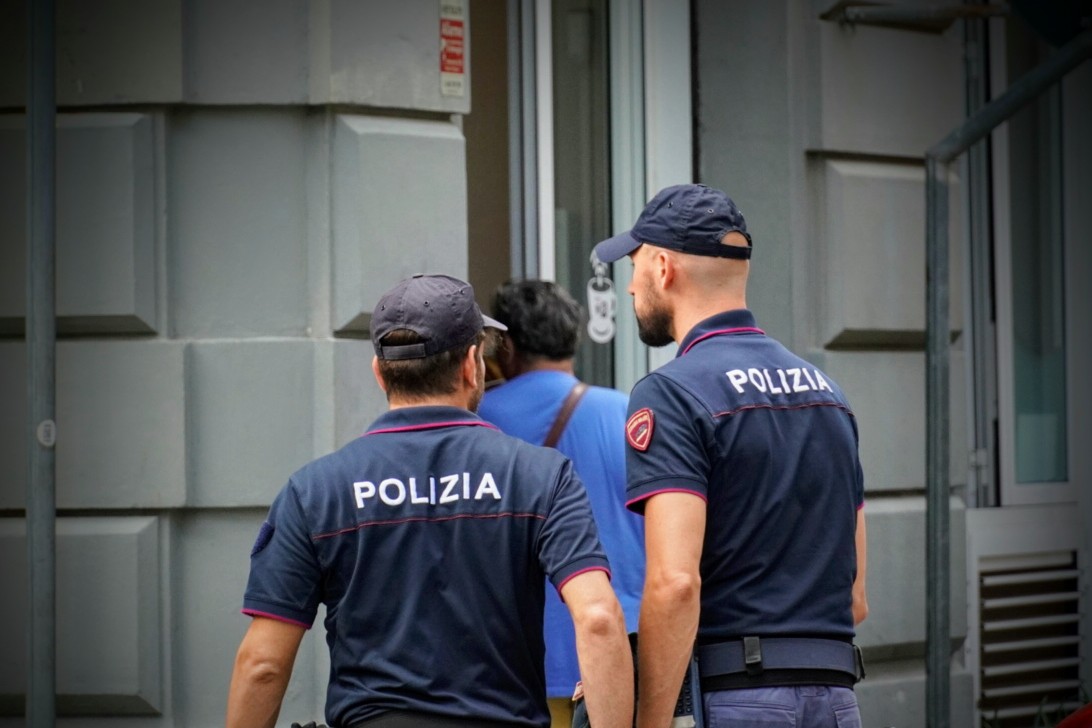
[542,381,589,448]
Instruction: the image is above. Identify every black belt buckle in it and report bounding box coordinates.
[743,636,763,676]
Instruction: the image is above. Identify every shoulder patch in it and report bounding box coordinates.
[626,408,655,451]
[251,521,275,556]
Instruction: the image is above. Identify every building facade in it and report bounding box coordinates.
[1,1,1088,726]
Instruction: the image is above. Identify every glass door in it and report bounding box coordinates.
[990,19,1077,507]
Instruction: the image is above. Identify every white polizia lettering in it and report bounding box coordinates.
[725,367,835,395]
[352,472,503,509]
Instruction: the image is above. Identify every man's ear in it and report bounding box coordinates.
[654,249,677,289]
[371,355,388,393]
[462,344,481,388]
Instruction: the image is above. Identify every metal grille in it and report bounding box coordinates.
[978,553,1084,727]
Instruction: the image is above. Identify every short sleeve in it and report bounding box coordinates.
[536,459,610,594]
[242,483,323,628]
[624,374,711,513]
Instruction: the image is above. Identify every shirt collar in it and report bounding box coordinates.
[365,405,497,436]
[677,309,764,357]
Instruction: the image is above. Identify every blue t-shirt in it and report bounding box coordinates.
[480,371,644,696]
[624,310,864,642]
[243,405,609,727]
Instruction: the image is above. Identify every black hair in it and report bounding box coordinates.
[376,329,483,400]
[491,279,584,360]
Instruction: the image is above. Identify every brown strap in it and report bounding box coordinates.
[542,381,589,448]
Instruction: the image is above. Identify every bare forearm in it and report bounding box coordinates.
[226,665,290,728]
[852,510,868,625]
[575,610,635,728]
[635,581,700,728]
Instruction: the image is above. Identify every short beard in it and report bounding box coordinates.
[468,354,486,412]
[636,298,675,348]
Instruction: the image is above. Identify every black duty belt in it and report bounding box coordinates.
[348,711,526,728]
[696,636,865,691]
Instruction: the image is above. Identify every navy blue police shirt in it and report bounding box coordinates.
[623,310,864,642]
[243,405,610,728]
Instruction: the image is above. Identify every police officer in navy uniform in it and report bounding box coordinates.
[226,274,634,728]
[592,185,868,728]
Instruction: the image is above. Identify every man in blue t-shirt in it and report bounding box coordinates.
[226,274,634,728]
[592,185,869,728]
[479,280,645,720]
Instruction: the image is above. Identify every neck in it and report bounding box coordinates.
[672,294,747,345]
[513,355,574,377]
[386,392,473,411]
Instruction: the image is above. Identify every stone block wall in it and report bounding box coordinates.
[0,0,468,722]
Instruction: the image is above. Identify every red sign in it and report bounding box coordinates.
[440,18,464,75]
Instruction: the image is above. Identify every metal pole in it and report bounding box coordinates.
[519,0,538,278]
[924,156,951,728]
[507,0,524,279]
[922,25,1092,728]
[929,28,1092,163]
[26,0,57,724]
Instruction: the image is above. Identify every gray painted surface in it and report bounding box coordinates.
[332,115,468,334]
[815,11,963,156]
[0,0,185,107]
[819,158,964,348]
[854,497,969,653]
[186,340,316,507]
[182,0,311,104]
[815,350,968,493]
[0,517,161,713]
[0,0,471,112]
[0,114,157,335]
[172,510,321,726]
[54,341,188,509]
[0,344,25,509]
[856,659,975,728]
[319,0,471,112]
[168,110,310,339]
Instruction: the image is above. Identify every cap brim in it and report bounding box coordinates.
[592,230,641,264]
[482,314,507,332]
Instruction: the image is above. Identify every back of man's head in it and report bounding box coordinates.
[492,279,583,361]
[372,274,505,402]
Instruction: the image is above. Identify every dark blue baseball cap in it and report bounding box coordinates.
[592,183,752,263]
[372,274,506,360]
